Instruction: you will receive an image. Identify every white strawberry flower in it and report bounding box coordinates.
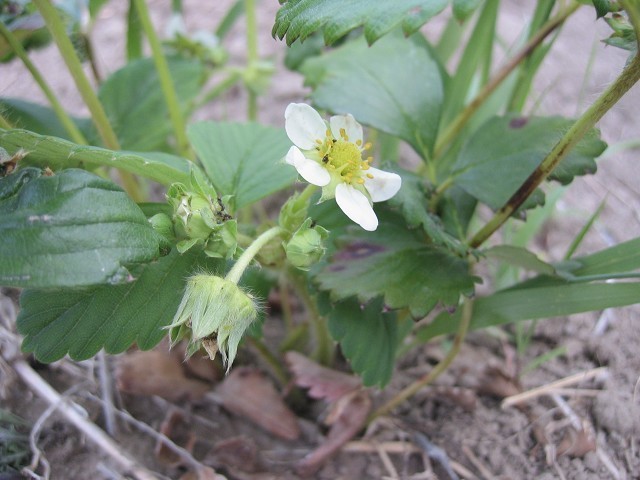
[284,103,402,231]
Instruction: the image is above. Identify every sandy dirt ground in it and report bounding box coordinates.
[1,1,639,479]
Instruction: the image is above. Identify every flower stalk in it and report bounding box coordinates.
[133,0,191,159]
[244,0,259,121]
[369,298,474,421]
[434,1,580,159]
[0,21,88,145]
[226,226,285,284]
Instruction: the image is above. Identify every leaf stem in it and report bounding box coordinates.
[0,21,88,145]
[469,53,640,248]
[369,298,474,421]
[133,0,191,159]
[247,337,289,386]
[434,1,580,159]
[32,0,120,150]
[226,226,285,284]
[244,0,258,121]
[292,273,334,366]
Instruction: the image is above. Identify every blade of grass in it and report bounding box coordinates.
[564,198,606,260]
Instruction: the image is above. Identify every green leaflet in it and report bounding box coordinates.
[17,250,221,362]
[273,0,449,46]
[316,215,477,318]
[98,56,205,151]
[301,34,444,157]
[319,295,407,387]
[0,168,163,288]
[452,115,606,209]
[187,121,296,211]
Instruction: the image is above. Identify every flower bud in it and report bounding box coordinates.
[168,274,259,370]
[148,213,175,241]
[285,218,328,270]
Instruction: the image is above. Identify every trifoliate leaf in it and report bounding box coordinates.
[273,0,449,46]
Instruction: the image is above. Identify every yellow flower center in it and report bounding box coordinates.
[320,135,374,185]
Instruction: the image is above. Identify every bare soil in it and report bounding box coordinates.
[1,1,639,479]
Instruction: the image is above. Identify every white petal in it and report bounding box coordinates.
[285,103,327,150]
[363,167,402,202]
[330,114,363,145]
[285,146,330,186]
[335,183,378,231]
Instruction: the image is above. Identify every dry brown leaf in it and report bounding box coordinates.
[285,351,361,402]
[155,409,197,467]
[477,364,521,399]
[557,420,597,457]
[205,436,259,473]
[179,466,228,480]
[116,350,210,402]
[216,367,300,440]
[296,389,371,477]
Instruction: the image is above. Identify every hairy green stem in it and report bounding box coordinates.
[226,226,285,284]
[434,2,580,159]
[469,54,640,248]
[0,113,14,129]
[293,273,334,366]
[134,0,191,159]
[0,21,88,145]
[369,298,474,421]
[33,0,120,150]
[196,71,242,108]
[244,0,258,121]
[279,274,294,332]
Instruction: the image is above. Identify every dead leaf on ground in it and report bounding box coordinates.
[179,466,228,480]
[205,436,259,473]
[557,420,597,457]
[155,409,197,467]
[285,351,361,401]
[216,367,300,440]
[116,350,210,402]
[296,389,371,477]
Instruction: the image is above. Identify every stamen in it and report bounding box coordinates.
[356,139,362,146]
[367,156,373,163]
[315,139,323,145]
[367,173,374,179]
[339,128,349,141]
[364,142,372,150]
[326,129,332,138]
[357,178,365,184]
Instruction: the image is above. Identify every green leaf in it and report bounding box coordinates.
[418,281,640,341]
[0,168,162,288]
[386,165,468,255]
[0,98,94,141]
[98,56,205,151]
[0,128,203,185]
[17,249,218,362]
[452,115,606,209]
[187,121,296,210]
[453,0,483,22]
[301,34,444,156]
[320,295,401,387]
[273,0,449,46]
[484,245,556,275]
[316,215,476,317]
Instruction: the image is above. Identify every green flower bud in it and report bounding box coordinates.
[279,190,310,233]
[204,220,238,259]
[168,274,259,370]
[285,218,328,270]
[148,213,175,241]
